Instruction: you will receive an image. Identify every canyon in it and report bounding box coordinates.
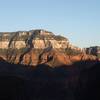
[0,29,99,100]
[0,29,97,67]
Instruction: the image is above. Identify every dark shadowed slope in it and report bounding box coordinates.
[0,59,100,100]
[75,62,100,100]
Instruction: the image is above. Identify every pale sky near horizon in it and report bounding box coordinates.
[0,0,100,48]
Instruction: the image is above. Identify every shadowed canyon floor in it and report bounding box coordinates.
[0,59,99,100]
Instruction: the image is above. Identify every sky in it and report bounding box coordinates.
[0,0,100,48]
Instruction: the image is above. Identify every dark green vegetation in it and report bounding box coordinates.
[0,59,99,100]
[0,48,25,54]
[97,53,100,58]
[0,49,8,55]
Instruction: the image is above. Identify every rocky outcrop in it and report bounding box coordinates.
[84,46,100,60]
[70,54,97,62]
[0,29,97,67]
[0,30,69,49]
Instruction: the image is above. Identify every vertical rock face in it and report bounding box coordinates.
[84,46,100,60]
[0,29,96,67]
[0,30,69,49]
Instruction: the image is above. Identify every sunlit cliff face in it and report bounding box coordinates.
[0,29,92,67]
[0,29,69,49]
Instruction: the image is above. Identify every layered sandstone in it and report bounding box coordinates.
[0,29,97,67]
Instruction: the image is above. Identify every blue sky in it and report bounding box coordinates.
[0,0,100,48]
